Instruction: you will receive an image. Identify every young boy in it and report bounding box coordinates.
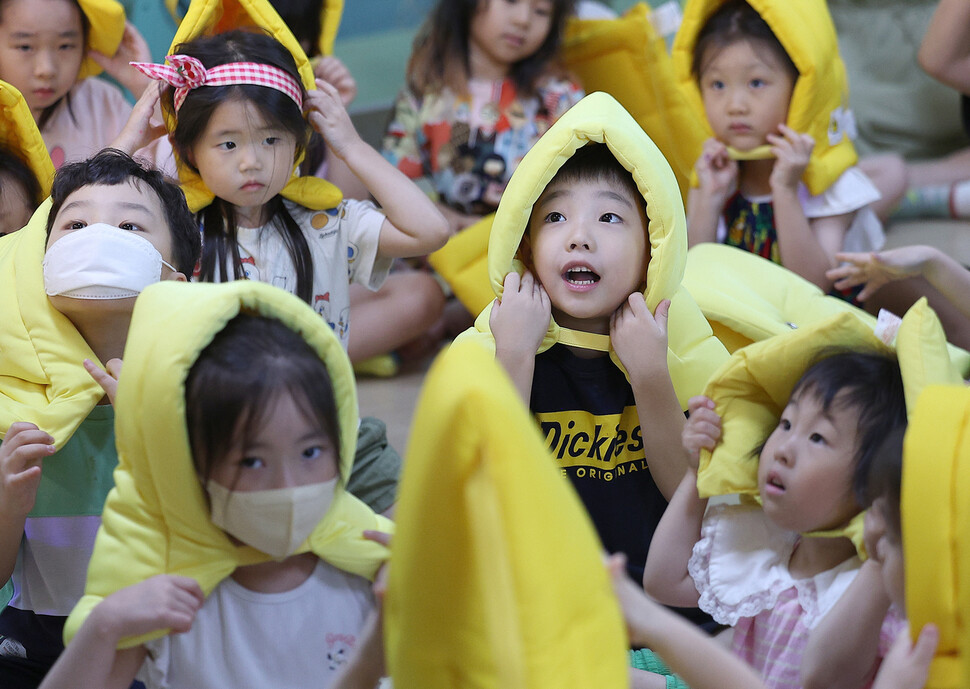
[0,149,200,688]
[459,91,727,592]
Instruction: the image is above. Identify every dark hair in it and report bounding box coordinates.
[861,426,905,540]
[270,0,324,57]
[184,314,342,486]
[0,145,43,231]
[407,0,577,95]
[783,350,907,502]
[45,149,201,276]
[691,0,797,82]
[163,30,317,302]
[547,143,644,213]
[0,0,90,130]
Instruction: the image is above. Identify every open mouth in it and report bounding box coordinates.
[563,266,601,286]
[764,472,785,494]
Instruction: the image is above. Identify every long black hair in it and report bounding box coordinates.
[163,30,317,303]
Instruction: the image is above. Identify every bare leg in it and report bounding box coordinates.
[859,154,908,221]
[863,275,970,350]
[347,272,446,363]
[906,147,970,187]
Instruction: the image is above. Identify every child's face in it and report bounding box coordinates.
[698,40,795,152]
[190,97,298,227]
[527,176,648,335]
[469,0,554,77]
[45,180,183,314]
[0,0,84,119]
[864,497,905,611]
[208,390,339,493]
[757,391,861,534]
[0,174,33,236]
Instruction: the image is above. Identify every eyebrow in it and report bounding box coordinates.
[210,125,282,138]
[58,200,154,217]
[10,30,80,38]
[537,188,635,209]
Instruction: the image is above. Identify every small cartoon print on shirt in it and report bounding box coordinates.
[325,633,356,671]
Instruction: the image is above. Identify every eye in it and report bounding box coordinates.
[59,42,78,51]
[544,211,565,222]
[118,222,142,232]
[239,456,264,469]
[778,418,791,431]
[264,136,280,145]
[599,212,622,224]
[750,78,766,88]
[14,44,32,53]
[67,221,86,230]
[302,445,324,461]
[709,79,725,90]
[809,432,826,444]
[217,141,236,151]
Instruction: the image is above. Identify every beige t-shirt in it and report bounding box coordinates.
[41,77,131,169]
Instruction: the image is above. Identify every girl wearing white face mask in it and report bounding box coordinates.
[40,283,391,689]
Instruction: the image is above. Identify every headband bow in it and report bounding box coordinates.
[131,54,303,113]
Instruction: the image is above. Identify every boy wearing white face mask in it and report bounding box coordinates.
[0,149,200,689]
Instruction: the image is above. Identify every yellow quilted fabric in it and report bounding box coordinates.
[0,81,55,198]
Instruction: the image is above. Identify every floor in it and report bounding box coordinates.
[356,366,428,458]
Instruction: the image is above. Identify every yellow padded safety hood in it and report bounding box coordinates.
[64,280,391,647]
[696,304,962,556]
[164,0,342,212]
[682,243,970,376]
[0,81,55,198]
[0,201,103,446]
[903,385,970,689]
[455,92,728,409]
[386,340,629,689]
[77,0,126,80]
[672,0,857,195]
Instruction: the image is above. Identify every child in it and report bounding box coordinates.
[0,149,200,688]
[44,281,391,689]
[0,0,151,168]
[460,90,728,643]
[678,0,882,295]
[644,348,908,689]
[382,0,584,231]
[0,148,42,236]
[132,29,449,352]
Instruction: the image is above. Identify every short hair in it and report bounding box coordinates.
[546,143,644,215]
[184,314,342,487]
[691,0,798,82]
[787,349,908,502]
[45,149,201,276]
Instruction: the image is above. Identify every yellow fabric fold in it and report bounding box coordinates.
[64,281,391,647]
[454,91,728,409]
[386,340,629,688]
[0,201,103,446]
[0,81,55,198]
[163,0,342,212]
[671,0,857,195]
[904,385,970,689]
[77,0,126,80]
[697,303,961,557]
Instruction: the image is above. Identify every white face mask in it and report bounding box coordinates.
[206,478,338,560]
[43,222,176,299]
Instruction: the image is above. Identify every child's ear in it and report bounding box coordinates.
[517,230,535,272]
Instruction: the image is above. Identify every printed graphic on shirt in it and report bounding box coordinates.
[535,406,646,481]
[326,632,356,671]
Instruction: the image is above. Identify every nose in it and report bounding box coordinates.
[772,435,794,466]
[727,87,747,114]
[566,223,594,252]
[239,144,262,172]
[270,461,300,490]
[510,2,530,26]
[34,50,56,79]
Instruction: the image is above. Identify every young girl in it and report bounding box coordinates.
[383,0,584,231]
[0,148,43,236]
[644,349,907,689]
[0,0,150,168]
[679,0,882,296]
[40,281,391,689]
[132,29,448,355]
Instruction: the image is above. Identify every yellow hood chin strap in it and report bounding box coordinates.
[557,328,611,352]
[727,145,775,161]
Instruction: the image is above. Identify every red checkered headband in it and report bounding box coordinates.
[131,54,304,113]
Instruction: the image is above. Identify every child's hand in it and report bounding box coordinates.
[92,575,205,641]
[110,82,166,155]
[0,423,55,521]
[306,80,363,160]
[606,552,660,647]
[682,396,721,470]
[827,247,935,301]
[490,271,551,357]
[695,138,738,202]
[610,296,670,386]
[313,56,358,107]
[89,21,152,96]
[84,358,123,407]
[872,624,938,689]
[767,124,813,192]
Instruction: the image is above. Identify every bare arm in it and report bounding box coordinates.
[686,139,738,247]
[39,575,203,689]
[918,0,970,93]
[611,554,766,689]
[611,298,687,499]
[769,126,847,290]
[306,82,449,258]
[801,560,892,689]
[490,271,550,404]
